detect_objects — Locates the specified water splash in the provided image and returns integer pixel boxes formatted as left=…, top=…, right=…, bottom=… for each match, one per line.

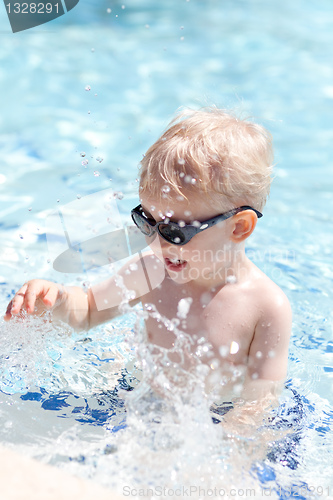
left=0, top=288, right=332, bottom=496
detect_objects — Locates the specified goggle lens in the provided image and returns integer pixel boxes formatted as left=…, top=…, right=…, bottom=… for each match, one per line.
left=132, top=212, right=153, bottom=236
left=158, top=224, right=186, bottom=244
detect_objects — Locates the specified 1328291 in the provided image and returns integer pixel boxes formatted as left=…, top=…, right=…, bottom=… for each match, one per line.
left=6, top=3, right=59, bottom=14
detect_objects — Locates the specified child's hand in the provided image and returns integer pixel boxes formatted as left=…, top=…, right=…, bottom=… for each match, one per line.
left=4, top=280, right=65, bottom=321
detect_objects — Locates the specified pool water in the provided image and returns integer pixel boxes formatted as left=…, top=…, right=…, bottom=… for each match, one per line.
left=1, top=0, right=333, bottom=497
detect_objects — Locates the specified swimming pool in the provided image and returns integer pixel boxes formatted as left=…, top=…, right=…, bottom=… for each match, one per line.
left=0, top=0, right=333, bottom=497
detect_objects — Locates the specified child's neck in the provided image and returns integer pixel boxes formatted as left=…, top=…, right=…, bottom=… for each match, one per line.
left=187, top=244, right=250, bottom=290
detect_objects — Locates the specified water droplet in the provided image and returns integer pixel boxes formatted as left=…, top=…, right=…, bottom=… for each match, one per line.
left=255, top=350, right=262, bottom=358
left=80, top=152, right=86, bottom=157
left=178, top=220, right=185, bottom=227
left=91, top=48, right=95, bottom=52
left=96, top=156, right=103, bottom=163
left=210, top=359, right=219, bottom=370
left=94, top=171, right=100, bottom=177
left=77, top=194, right=81, bottom=199
left=219, top=345, right=228, bottom=358
left=178, top=158, right=185, bottom=165
left=121, top=4, right=125, bottom=8
left=165, top=210, right=174, bottom=217
left=230, top=341, right=239, bottom=354
left=162, top=185, right=170, bottom=194
left=113, top=191, right=124, bottom=200
left=180, top=36, right=184, bottom=41
left=145, top=24, right=150, bottom=29
left=107, top=8, right=111, bottom=13
left=177, top=297, right=193, bottom=319
left=192, top=220, right=200, bottom=228
left=200, top=292, right=211, bottom=307
left=268, top=350, right=276, bottom=358
left=82, top=159, right=89, bottom=166
left=226, top=275, right=237, bottom=284
left=28, top=207, right=32, bottom=211
left=234, top=384, right=242, bottom=395
left=85, top=85, right=91, bottom=91
left=19, top=234, right=23, bottom=239
left=184, top=210, right=192, bottom=216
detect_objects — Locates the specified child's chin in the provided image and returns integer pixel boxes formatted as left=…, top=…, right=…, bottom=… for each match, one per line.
left=166, top=265, right=192, bottom=284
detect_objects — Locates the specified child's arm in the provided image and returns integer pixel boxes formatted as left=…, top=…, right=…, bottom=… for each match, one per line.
left=247, top=289, right=292, bottom=384
left=236, top=288, right=292, bottom=409
left=221, top=290, right=292, bottom=433
left=4, top=251, right=164, bottom=332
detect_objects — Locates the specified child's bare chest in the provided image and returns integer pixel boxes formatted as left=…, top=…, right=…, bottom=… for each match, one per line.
left=141, top=278, right=258, bottom=366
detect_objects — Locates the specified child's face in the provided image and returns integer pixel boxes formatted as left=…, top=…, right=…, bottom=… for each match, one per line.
left=140, top=193, right=241, bottom=287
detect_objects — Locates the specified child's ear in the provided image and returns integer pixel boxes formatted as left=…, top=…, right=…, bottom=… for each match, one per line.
left=230, top=210, right=258, bottom=242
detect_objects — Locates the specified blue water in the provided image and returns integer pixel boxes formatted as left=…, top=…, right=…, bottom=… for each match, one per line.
left=1, top=0, right=333, bottom=497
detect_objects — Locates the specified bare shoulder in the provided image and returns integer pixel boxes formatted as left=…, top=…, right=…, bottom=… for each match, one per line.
left=251, top=265, right=292, bottom=320
left=88, top=250, right=166, bottom=328
left=128, top=250, right=166, bottom=294
left=246, top=264, right=292, bottom=380
left=92, top=250, right=165, bottom=300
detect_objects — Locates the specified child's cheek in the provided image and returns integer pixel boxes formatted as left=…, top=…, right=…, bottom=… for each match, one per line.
left=145, top=235, right=163, bottom=259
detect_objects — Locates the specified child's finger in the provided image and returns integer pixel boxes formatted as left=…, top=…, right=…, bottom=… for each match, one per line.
left=3, top=283, right=28, bottom=320
left=22, top=282, right=44, bottom=313
left=8, top=285, right=29, bottom=315
left=42, top=285, right=59, bottom=308
left=4, top=299, right=14, bottom=321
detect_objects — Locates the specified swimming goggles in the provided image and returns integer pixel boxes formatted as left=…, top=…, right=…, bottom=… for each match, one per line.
left=131, top=204, right=263, bottom=245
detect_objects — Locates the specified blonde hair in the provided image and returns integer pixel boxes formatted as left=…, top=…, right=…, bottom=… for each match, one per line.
left=139, top=107, right=274, bottom=211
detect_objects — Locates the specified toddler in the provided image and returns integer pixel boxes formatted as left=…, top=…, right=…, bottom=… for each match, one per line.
left=4, top=107, right=292, bottom=411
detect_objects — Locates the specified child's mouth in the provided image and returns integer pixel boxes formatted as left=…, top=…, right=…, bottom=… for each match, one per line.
left=165, top=257, right=187, bottom=272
